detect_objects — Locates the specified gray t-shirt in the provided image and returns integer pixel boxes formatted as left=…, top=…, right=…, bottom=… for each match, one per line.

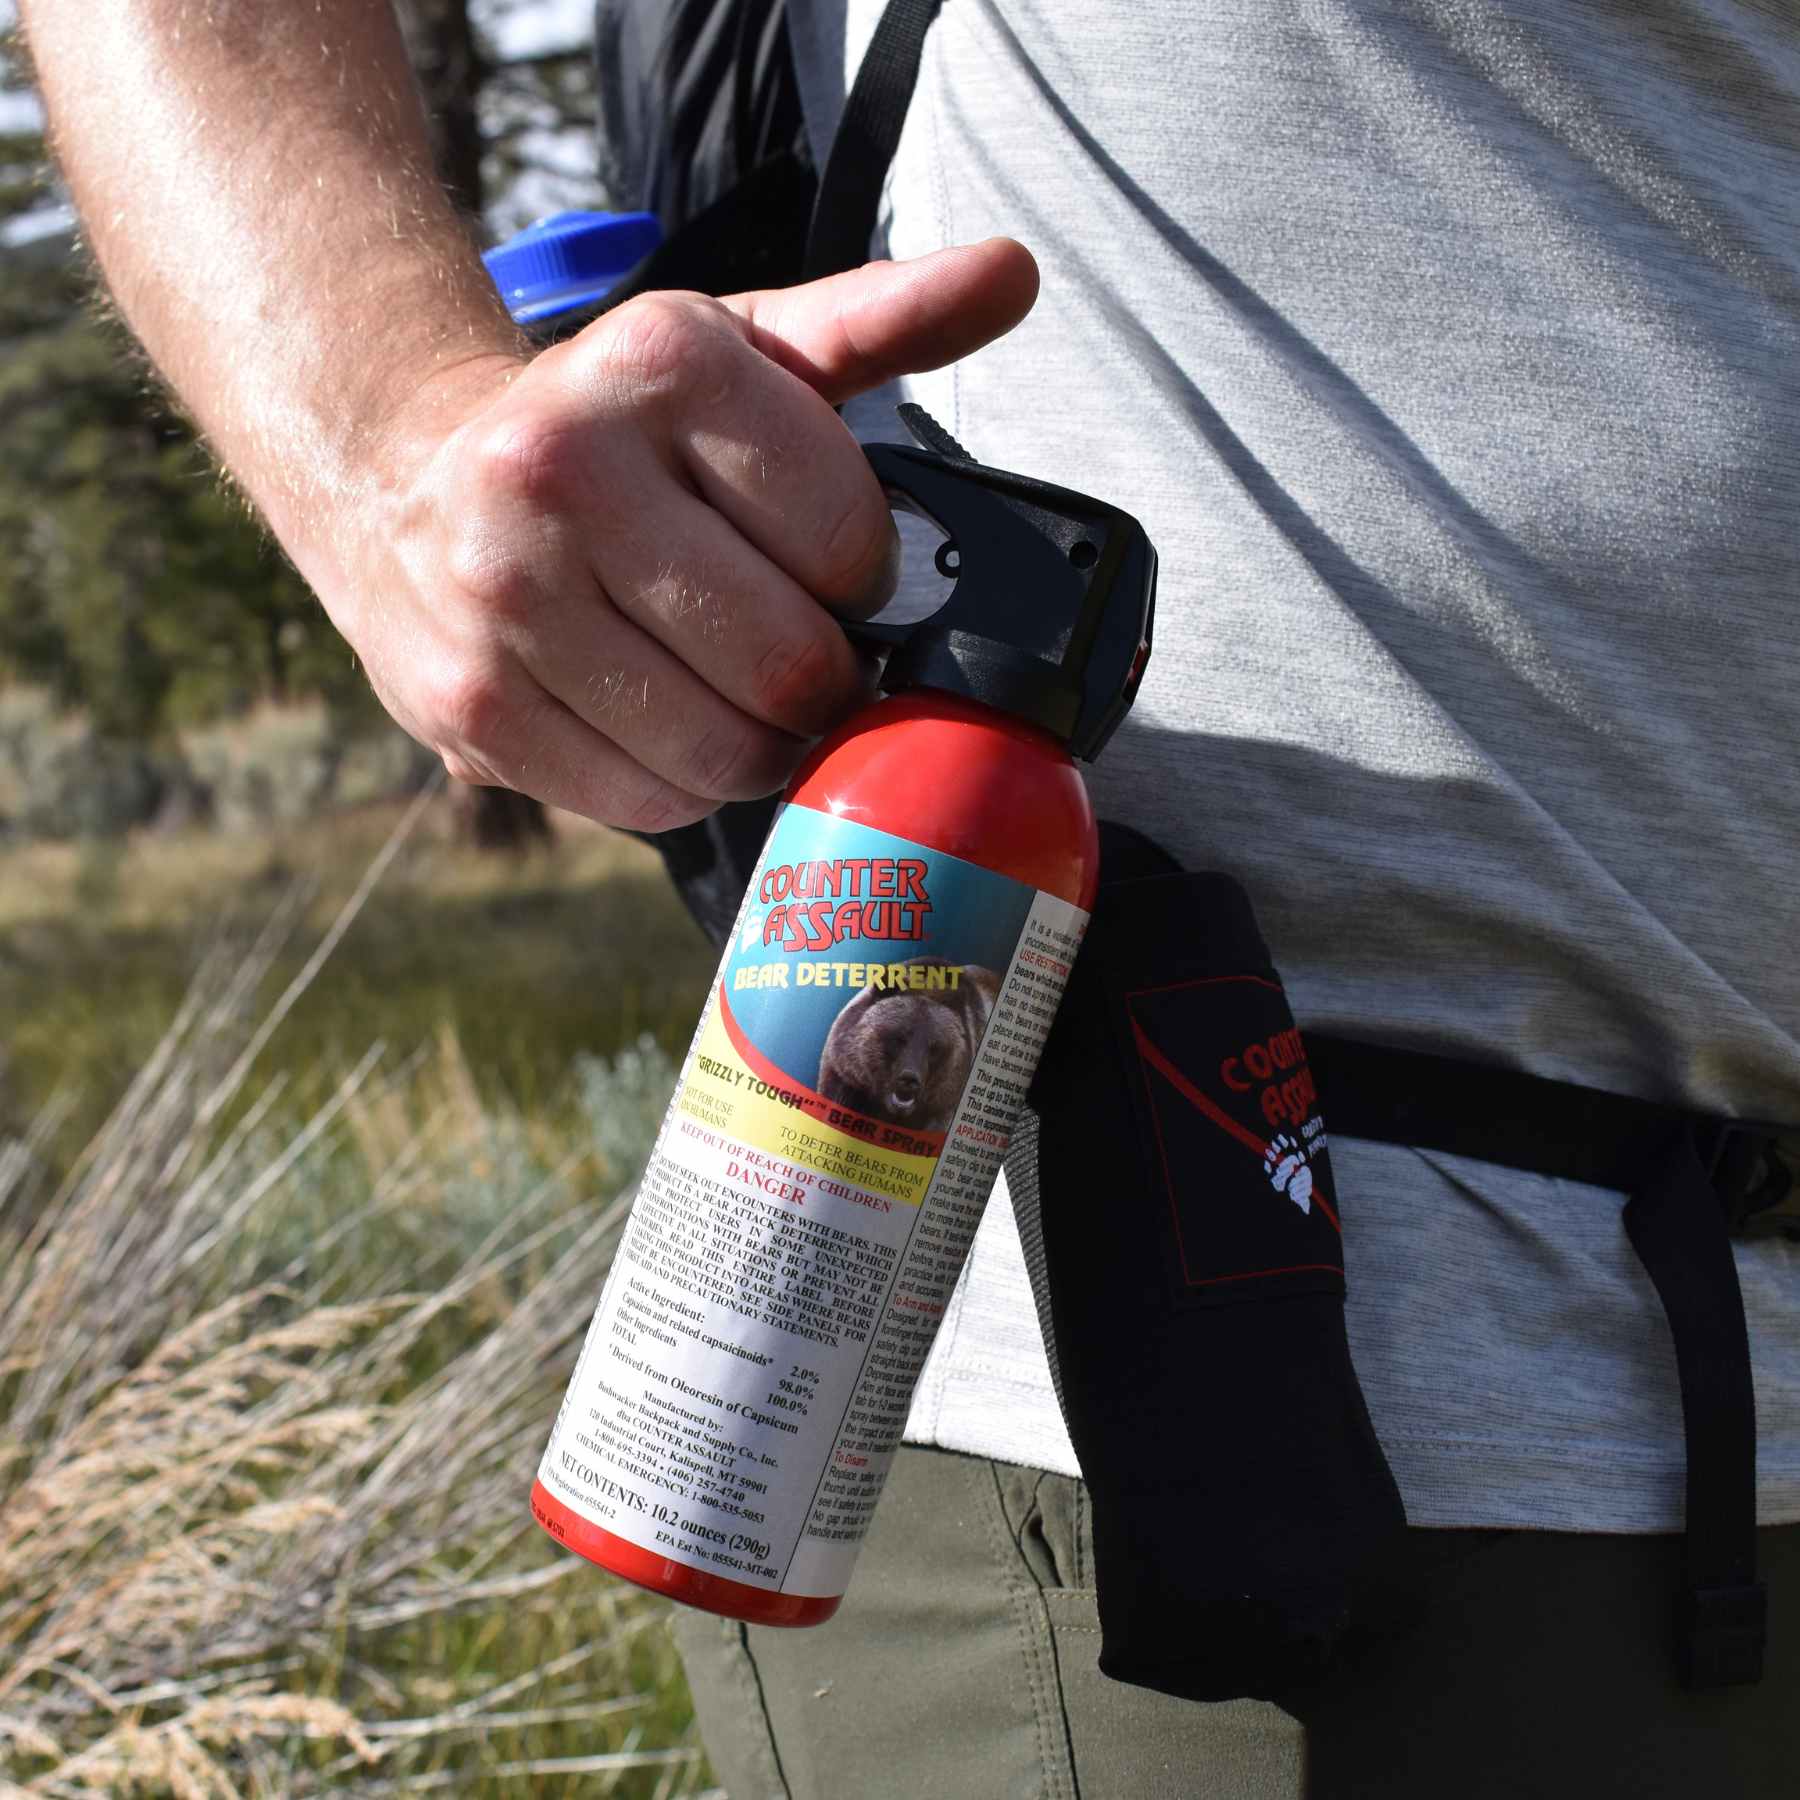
left=789, top=0, right=1800, bottom=1529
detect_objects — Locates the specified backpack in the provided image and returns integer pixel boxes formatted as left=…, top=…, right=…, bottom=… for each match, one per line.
left=590, top=0, right=817, bottom=305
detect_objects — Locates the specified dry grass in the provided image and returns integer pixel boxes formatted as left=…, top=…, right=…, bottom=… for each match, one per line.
left=0, top=785, right=715, bottom=1173
left=0, top=793, right=719, bottom=1797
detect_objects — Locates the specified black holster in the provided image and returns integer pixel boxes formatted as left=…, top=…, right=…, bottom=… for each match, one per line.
left=1013, top=822, right=1791, bottom=1698
left=1009, top=823, right=1409, bottom=1702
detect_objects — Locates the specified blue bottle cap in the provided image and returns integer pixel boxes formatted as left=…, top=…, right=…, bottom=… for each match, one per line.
left=482, top=210, right=662, bottom=325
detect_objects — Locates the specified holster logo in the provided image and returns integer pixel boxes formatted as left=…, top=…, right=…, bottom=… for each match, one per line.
left=1122, top=974, right=1344, bottom=1291
left=1220, top=1028, right=1317, bottom=1129
left=1262, top=1133, right=1315, bottom=1214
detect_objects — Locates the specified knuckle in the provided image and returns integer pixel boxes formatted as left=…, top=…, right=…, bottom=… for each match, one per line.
left=616, top=558, right=719, bottom=636
left=468, top=410, right=586, bottom=513
left=440, top=751, right=492, bottom=789
left=599, top=294, right=734, bottom=408
left=680, top=719, right=760, bottom=799
left=582, top=660, right=649, bottom=730
left=429, top=662, right=513, bottom=755
left=433, top=756, right=496, bottom=792
left=618, top=779, right=712, bottom=835
left=664, top=568, right=724, bottom=632
left=752, top=631, right=847, bottom=728
left=444, top=531, right=543, bottom=627
left=816, top=492, right=896, bottom=605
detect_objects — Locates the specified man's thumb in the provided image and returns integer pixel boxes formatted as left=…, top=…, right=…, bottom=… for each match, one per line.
left=723, top=238, right=1039, bottom=407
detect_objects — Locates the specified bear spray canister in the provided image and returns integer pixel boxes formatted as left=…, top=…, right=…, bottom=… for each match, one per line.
left=532, top=405, right=1157, bottom=1625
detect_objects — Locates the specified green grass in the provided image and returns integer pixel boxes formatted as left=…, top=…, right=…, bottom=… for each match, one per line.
left=0, top=797, right=717, bottom=1170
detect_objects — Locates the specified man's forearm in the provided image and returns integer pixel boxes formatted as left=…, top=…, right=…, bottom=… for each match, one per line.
left=19, top=0, right=523, bottom=590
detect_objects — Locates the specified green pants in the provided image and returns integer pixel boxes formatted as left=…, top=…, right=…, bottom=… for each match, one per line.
left=674, top=1445, right=1798, bottom=1798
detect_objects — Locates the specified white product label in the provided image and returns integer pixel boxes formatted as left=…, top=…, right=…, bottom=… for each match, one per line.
left=537, top=802, right=1085, bottom=1597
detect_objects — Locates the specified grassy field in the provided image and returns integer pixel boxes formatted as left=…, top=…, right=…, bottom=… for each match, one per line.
left=0, top=791, right=727, bottom=1796
left=1, top=794, right=716, bottom=1169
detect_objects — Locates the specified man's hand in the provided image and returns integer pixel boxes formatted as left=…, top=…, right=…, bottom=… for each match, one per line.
left=19, top=0, right=1036, bottom=830
left=339, top=241, right=1038, bottom=831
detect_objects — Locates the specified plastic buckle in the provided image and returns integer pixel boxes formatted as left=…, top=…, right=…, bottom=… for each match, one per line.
left=1678, top=1582, right=1767, bottom=1689
left=1698, top=1121, right=1798, bottom=1239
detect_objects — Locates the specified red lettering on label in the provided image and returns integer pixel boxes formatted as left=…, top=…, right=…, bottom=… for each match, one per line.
left=755, top=857, right=936, bottom=951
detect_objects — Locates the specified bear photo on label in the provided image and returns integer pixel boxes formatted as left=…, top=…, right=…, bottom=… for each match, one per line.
left=818, top=959, right=1002, bottom=1131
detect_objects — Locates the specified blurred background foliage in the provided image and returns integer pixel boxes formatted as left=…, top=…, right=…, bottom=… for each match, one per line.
left=0, top=24, right=357, bottom=765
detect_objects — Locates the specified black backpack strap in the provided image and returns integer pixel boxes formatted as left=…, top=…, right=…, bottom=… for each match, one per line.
left=802, top=0, right=945, bottom=281
left=593, top=0, right=811, bottom=226
left=1307, top=1032, right=1793, bottom=1687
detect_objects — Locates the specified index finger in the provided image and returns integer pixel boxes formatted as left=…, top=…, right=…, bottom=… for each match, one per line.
left=673, top=332, right=902, bottom=622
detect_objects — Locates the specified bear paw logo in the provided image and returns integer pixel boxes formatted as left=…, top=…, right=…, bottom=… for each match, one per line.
left=1263, top=1133, right=1313, bottom=1214
left=739, top=909, right=767, bottom=953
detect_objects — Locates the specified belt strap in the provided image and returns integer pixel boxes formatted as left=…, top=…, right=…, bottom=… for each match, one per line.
left=1307, top=1034, right=1793, bottom=1688
left=1623, top=1130, right=1767, bottom=1687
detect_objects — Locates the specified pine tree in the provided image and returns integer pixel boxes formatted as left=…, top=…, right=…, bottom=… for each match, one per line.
left=0, top=22, right=365, bottom=785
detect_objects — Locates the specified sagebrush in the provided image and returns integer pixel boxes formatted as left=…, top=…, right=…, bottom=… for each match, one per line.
left=0, top=795, right=715, bottom=1797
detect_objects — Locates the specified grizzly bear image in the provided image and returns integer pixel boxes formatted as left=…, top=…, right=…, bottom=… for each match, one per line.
left=816, top=959, right=1002, bottom=1132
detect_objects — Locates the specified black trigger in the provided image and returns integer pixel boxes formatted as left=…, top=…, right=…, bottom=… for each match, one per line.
left=897, top=401, right=975, bottom=461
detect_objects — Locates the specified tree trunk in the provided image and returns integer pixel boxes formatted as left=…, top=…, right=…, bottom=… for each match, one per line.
left=453, top=782, right=556, bottom=852
left=394, top=0, right=488, bottom=223
left=397, top=0, right=553, bottom=853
